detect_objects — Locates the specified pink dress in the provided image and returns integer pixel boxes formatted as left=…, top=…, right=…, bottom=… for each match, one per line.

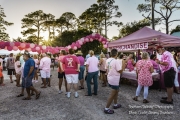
left=136, top=60, right=153, bottom=86
left=127, top=59, right=134, bottom=71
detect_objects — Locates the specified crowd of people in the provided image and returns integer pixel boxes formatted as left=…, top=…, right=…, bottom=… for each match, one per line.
left=0, top=45, right=179, bottom=114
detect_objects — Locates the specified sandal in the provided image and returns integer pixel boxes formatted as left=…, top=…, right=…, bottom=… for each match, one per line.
left=36, top=91, right=41, bottom=99
left=133, top=96, right=138, bottom=101
left=113, top=104, right=121, bottom=109
left=143, top=99, right=149, bottom=103
left=104, top=109, right=114, bottom=114
left=102, top=84, right=107, bottom=87
left=17, top=94, right=24, bottom=97
left=22, top=97, right=31, bottom=100
left=10, top=81, right=13, bottom=83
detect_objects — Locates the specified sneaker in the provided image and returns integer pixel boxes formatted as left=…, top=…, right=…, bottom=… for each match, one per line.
left=74, top=92, right=79, bottom=98
left=104, top=109, right=114, bottom=114
left=66, top=92, right=71, bottom=98
left=59, top=90, right=62, bottom=94
left=32, top=80, right=35, bottom=83
left=35, top=80, right=38, bottom=83
left=113, top=104, right=121, bottom=109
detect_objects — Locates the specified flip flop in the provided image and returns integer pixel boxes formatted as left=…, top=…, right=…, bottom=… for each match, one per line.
left=22, top=97, right=31, bottom=100
left=31, top=93, right=35, bottom=96
left=36, top=91, right=41, bottom=99
left=17, top=94, right=24, bottom=97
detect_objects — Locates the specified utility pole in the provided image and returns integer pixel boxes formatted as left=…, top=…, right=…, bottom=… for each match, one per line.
left=151, top=0, right=155, bottom=30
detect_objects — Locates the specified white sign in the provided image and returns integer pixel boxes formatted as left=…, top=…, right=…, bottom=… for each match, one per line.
left=110, top=42, right=148, bottom=51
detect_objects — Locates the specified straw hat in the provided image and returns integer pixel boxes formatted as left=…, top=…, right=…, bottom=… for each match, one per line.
left=76, top=50, right=83, bottom=55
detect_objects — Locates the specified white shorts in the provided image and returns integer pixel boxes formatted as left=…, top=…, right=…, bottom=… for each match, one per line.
left=41, top=70, right=50, bottom=78
left=65, top=74, right=78, bottom=84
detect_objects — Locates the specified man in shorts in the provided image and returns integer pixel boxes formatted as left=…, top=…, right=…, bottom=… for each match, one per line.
left=60, top=49, right=80, bottom=98
left=104, top=49, right=122, bottom=114
left=58, top=50, right=67, bottom=94
left=157, top=46, right=176, bottom=104
left=6, top=53, right=15, bottom=83
left=21, top=51, right=41, bottom=100
left=39, top=53, right=51, bottom=88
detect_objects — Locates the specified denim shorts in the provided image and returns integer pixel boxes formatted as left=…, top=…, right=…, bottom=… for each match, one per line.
left=79, top=66, right=85, bottom=80
left=22, top=76, right=33, bottom=88
left=109, top=84, right=119, bottom=90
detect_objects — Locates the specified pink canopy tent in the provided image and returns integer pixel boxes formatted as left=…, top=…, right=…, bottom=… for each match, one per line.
left=108, top=27, right=180, bottom=50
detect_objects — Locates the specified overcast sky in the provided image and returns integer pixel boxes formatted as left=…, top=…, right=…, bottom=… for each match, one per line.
left=0, top=0, right=179, bottom=40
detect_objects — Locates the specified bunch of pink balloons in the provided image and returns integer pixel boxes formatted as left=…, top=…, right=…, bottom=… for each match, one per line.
left=0, top=33, right=108, bottom=54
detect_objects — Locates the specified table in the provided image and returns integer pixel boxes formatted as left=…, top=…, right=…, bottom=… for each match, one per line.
left=121, top=70, right=160, bottom=81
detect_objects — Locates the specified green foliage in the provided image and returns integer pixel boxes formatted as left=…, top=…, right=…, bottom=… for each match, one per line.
left=79, top=0, right=122, bottom=37
left=137, top=0, right=180, bottom=34
left=0, top=5, right=13, bottom=40
left=170, top=25, right=180, bottom=34
left=21, top=10, right=47, bottom=44
left=120, top=19, right=151, bottom=37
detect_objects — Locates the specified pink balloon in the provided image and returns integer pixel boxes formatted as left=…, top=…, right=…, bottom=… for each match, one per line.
left=85, top=38, right=89, bottom=42
left=26, top=43, right=30, bottom=48
left=10, top=42, right=14, bottom=47
left=30, top=43, right=35, bottom=48
left=90, top=38, right=93, bottom=42
left=7, top=46, right=13, bottom=51
left=42, top=46, right=46, bottom=50
left=73, top=46, right=77, bottom=50
left=14, top=42, right=21, bottom=46
left=31, top=48, right=36, bottom=52
left=13, top=46, right=18, bottom=51
left=26, top=48, right=31, bottom=52
left=35, top=46, right=40, bottom=51
left=103, top=44, right=107, bottom=48
left=4, top=42, right=10, bottom=46
left=20, top=43, right=26, bottom=48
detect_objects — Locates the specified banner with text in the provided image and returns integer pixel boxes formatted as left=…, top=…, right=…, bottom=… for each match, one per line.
left=110, top=42, right=148, bottom=51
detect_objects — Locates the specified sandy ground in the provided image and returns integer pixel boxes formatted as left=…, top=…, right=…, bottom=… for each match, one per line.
left=0, top=68, right=180, bottom=120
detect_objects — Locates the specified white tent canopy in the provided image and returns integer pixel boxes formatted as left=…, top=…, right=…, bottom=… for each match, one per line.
left=0, top=49, right=38, bottom=55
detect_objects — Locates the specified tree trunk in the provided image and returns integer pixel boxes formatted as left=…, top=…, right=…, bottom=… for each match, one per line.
left=166, top=20, right=169, bottom=34
left=37, top=26, right=40, bottom=45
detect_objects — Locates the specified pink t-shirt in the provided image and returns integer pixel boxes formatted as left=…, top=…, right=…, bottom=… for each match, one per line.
left=160, top=51, right=173, bottom=73
left=62, top=55, right=80, bottom=74
left=15, top=61, right=21, bottom=74
left=106, top=58, right=122, bottom=86
left=150, top=60, right=159, bottom=70
left=86, top=56, right=99, bottom=72
left=39, top=57, right=51, bottom=72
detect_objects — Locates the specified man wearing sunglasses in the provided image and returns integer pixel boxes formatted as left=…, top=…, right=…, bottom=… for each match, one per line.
left=156, top=46, right=176, bottom=104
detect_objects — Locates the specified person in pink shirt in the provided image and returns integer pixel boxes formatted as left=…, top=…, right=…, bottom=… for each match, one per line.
left=15, top=55, right=21, bottom=87
left=33, top=55, right=39, bottom=83
left=60, top=49, right=80, bottom=98
left=133, top=52, right=154, bottom=103
left=58, top=50, right=67, bottom=94
left=126, top=54, right=135, bottom=72
left=86, top=50, right=99, bottom=96
left=39, top=53, right=51, bottom=88
left=150, top=54, right=160, bottom=72
left=156, top=46, right=176, bottom=104
left=104, top=49, right=122, bottom=114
